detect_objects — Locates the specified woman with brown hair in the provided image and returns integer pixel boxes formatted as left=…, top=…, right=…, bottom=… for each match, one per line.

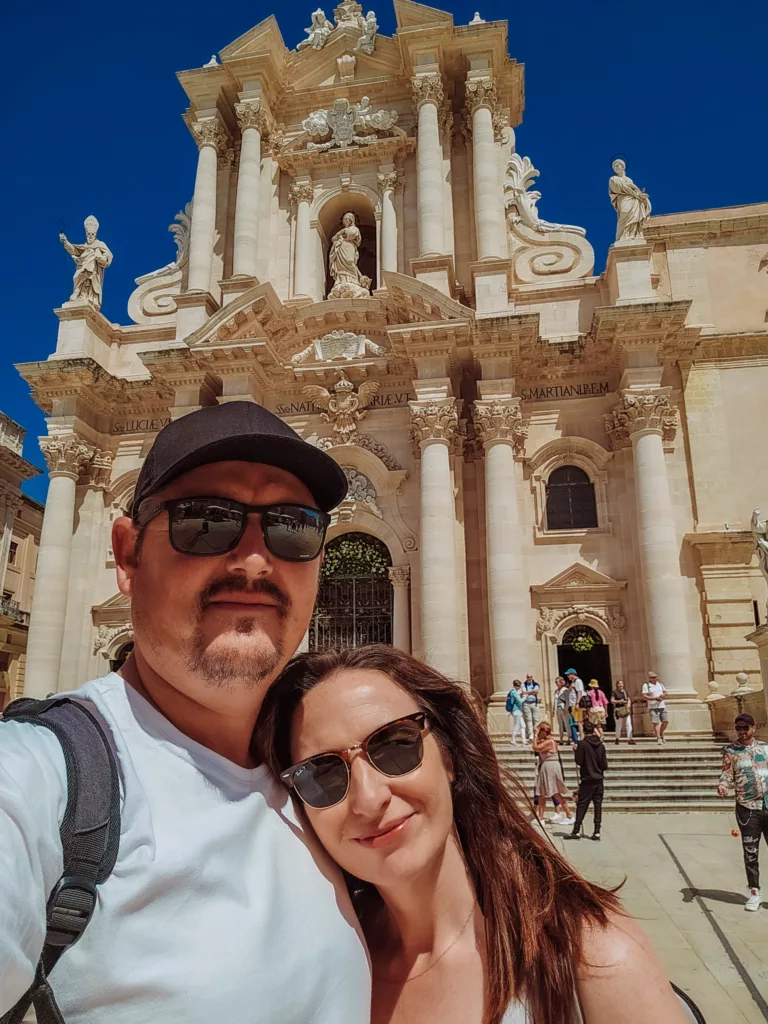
left=532, top=720, right=575, bottom=826
left=257, top=645, right=693, bottom=1024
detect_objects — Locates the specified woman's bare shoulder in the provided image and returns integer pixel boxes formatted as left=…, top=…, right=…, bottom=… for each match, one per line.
left=576, top=912, right=690, bottom=1023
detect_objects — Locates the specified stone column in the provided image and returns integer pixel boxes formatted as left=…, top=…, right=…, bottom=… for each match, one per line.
left=25, top=437, right=95, bottom=698
left=188, top=114, right=228, bottom=292
left=606, top=389, right=700, bottom=716
left=411, top=74, right=446, bottom=257
left=466, top=77, right=506, bottom=261
left=233, top=100, right=271, bottom=279
left=388, top=565, right=411, bottom=652
left=474, top=398, right=529, bottom=695
left=409, top=399, right=461, bottom=678
left=290, top=181, right=315, bottom=299
left=378, top=170, right=398, bottom=275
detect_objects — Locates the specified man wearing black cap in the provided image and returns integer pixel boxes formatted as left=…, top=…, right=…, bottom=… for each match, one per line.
left=0, top=404, right=371, bottom=1022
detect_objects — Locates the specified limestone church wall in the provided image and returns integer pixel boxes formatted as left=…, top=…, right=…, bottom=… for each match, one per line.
left=14, top=0, right=768, bottom=735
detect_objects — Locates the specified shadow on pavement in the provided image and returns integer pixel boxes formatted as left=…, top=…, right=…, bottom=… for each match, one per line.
left=680, top=887, right=767, bottom=909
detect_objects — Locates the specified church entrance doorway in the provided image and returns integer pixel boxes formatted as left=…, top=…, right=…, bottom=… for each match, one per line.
left=309, top=532, right=393, bottom=650
left=557, top=625, right=614, bottom=732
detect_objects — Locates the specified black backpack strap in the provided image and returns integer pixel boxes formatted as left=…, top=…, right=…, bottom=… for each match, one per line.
left=0, top=697, right=121, bottom=1024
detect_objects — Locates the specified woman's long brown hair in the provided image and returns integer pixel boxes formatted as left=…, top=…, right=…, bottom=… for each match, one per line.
left=257, top=645, right=622, bottom=1024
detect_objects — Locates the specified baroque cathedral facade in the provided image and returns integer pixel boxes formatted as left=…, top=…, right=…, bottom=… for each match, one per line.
left=17, top=0, right=768, bottom=733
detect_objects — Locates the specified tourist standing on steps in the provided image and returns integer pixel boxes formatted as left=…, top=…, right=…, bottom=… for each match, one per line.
left=554, top=676, right=571, bottom=742
left=586, top=680, right=608, bottom=735
left=566, top=722, right=608, bottom=842
left=717, top=713, right=768, bottom=912
left=565, top=668, right=585, bottom=740
left=506, top=679, right=526, bottom=745
left=532, top=722, right=575, bottom=826
left=611, top=679, right=635, bottom=745
left=522, top=673, right=541, bottom=736
left=642, top=671, right=668, bottom=745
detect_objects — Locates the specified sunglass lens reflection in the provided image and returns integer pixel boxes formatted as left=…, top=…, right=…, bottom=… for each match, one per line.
left=368, top=722, right=424, bottom=776
left=171, top=501, right=243, bottom=554
left=264, top=506, right=325, bottom=560
left=293, top=754, right=349, bottom=808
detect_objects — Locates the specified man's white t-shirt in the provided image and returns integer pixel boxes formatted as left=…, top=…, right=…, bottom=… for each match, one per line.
left=0, top=674, right=371, bottom=1023
left=642, top=680, right=666, bottom=709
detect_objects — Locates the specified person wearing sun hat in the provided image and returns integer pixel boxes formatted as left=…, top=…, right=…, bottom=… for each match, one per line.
left=587, top=679, right=609, bottom=735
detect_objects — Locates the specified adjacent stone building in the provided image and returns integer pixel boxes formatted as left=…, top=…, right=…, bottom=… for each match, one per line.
left=16, top=0, right=768, bottom=734
left=0, top=413, right=43, bottom=709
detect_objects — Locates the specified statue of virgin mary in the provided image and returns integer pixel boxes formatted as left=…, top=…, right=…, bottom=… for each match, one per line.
left=328, top=212, right=372, bottom=298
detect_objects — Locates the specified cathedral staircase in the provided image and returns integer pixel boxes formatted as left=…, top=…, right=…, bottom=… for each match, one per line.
left=491, top=734, right=729, bottom=812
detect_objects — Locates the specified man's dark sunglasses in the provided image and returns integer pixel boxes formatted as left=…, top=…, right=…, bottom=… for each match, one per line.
left=135, top=496, right=330, bottom=562
left=281, top=712, right=430, bottom=809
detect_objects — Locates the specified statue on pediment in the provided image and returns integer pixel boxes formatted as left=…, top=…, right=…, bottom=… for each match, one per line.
left=328, top=212, right=372, bottom=298
left=355, top=11, right=378, bottom=54
left=609, top=159, right=651, bottom=241
left=291, top=330, right=385, bottom=365
left=59, top=215, right=113, bottom=310
left=302, top=97, right=400, bottom=151
left=334, top=0, right=364, bottom=28
left=298, top=9, right=334, bottom=50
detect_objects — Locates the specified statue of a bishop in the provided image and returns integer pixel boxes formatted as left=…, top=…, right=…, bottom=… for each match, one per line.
left=60, top=215, right=113, bottom=309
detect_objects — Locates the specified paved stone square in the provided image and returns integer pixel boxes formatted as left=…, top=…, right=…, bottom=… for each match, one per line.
left=548, top=812, right=768, bottom=1023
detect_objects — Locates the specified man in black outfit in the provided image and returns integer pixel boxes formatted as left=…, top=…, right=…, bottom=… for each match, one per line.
left=565, top=721, right=607, bottom=841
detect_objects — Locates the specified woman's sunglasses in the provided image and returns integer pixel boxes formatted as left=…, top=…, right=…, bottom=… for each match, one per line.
left=134, top=496, right=330, bottom=561
left=281, top=712, right=430, bottom=809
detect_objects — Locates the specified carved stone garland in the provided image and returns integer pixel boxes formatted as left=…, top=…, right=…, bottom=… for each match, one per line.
left=536, top=603, right=627, bottom=640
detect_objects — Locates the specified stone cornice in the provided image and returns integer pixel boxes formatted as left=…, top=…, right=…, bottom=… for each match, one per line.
left=16, top=357, right=173, bottom=418
left=0, top=447, right=41, bottom=484
left=588, top=301, right=699, bottom=365
left=644, top=203, right=768, bottom=245
left=277, top=135, right=413, bottom=177
left=684, top=530, right=755, bottom=566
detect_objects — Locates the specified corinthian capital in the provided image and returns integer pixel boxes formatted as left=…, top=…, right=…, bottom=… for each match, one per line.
left=465, top=77, right=499, bottom=116
left=411, top=73, right=444, bottom=111
left=408, top=400, right=460, bottom=457
left=40, top=437, right=96, bottom=478
left=90, top=450, right=114, bottom=489
left=190, top=115, right=228, bottom=153
left=235, top=98, right=274, bottom=136
left=377, top=170, right=399, bottom=193
left=387, top=565, right=411, bottom=587
left=604, top=388, right=678, bottom=450
left=473, top=399, right=528, bottom=456
left=289, top=181, right=315, bottom=206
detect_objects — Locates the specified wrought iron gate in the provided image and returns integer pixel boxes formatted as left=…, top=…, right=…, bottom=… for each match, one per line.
left=309, top=575, right=393, bottom=649
left=308, top=532, right=393, bottom=650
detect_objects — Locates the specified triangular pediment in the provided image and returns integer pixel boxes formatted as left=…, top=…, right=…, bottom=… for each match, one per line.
left=531, top=563, right=626, bottom=595
left=288, top=34, right=403, bottom=92
left=92, top=593, right=131, bottom=613
left=219, top=16, right=289, bottom=62
left=394, top=0, right=453, bottom=28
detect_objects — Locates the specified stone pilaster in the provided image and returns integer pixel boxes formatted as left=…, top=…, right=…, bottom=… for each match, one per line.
left=388, top=564, right=411, bottom=653
left=290, top=180, right=315, bottom=299
left=409, top=398, right=461, bottom=678
left=606, top=389, right=706, bottom=728
left=474, top=398, right=530, bottom=698
left=25, top=437, right=96, bottom=697
left=187, top=114, right=228, bottom=293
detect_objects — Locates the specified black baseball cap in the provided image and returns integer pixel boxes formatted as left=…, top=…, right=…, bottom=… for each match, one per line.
left=130, top=401, right=347, bottom=516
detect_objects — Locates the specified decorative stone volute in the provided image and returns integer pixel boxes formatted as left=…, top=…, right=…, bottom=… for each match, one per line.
left=190, top=115, right=228, bottom=153
left=408, top=400, right=460, bottom=457
left=604, top=387, right=678, bottom=450
left=411, top=73, right=444, bottom=110
left=473, top=399, right=528, bottom=456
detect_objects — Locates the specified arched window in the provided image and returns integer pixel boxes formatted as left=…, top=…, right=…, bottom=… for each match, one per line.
left=545, top=465, right=598, bottom=531
left=311, top=533, right=393, bottom=649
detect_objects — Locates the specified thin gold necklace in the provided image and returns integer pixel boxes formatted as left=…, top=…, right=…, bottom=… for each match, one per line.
left=386, top=904, right=477, bottom=984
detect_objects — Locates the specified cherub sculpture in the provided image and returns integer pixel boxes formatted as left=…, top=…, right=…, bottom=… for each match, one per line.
left=302, top=371, right=380, bottom=445
left=298, top=9, right=333, bottom=50
left=355, top=11, right=378, bottom=54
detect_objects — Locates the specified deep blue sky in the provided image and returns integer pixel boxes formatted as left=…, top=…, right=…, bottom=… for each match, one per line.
left=2, top=0, right=766, bottom=503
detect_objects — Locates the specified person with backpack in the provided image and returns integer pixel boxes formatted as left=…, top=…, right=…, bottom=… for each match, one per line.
left=506, top=678, right=526, bottom=745
left=0, top=403, right=370, bottom=1023
left=565, top=721, right=608, bottom=842
left=521, top=673, right=541, bottom=736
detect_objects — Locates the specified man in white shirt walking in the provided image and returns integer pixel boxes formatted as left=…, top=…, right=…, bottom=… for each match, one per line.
left=642, top=670, right=669, bottom=745
left=0, top=403, right=371, bottom=1023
